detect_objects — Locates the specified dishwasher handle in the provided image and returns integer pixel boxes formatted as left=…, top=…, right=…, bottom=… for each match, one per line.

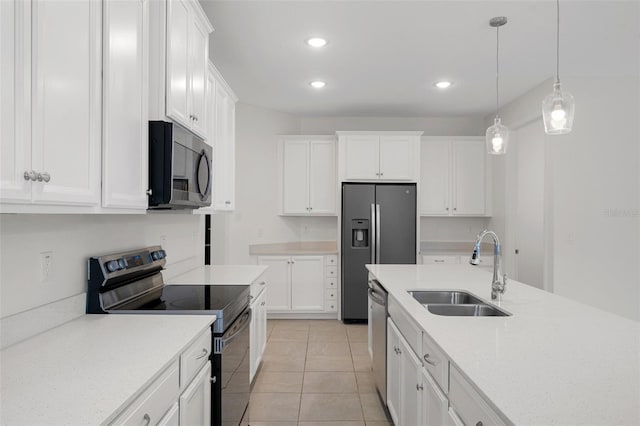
left=368, top=288, right=386, bottom=306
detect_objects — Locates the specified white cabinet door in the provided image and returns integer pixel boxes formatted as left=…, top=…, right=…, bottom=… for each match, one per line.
left=258, top=289, right=267, bottom=364
left=213, top=82, right=235, bottom=211
left=308, top=140, right=336, bottom=214
left=452, top=141, right=486, bottom=216
left=157, top=403, right=179, bottom=426
left=379, top=135, right=413, bottom=180
left=102, top=0, right=148, bottom=210
left=282, top=140, right=309, bottom=214
left=188, top=14, right=208, bottom=138
left=386, top=319, right=401, bottom=426
left=421, top=368, right=448, bottom=426
left=290, top=256, right=324, bottom=311
left=179, top=362, right=211, bottom=426
left=205, top=62, right=216, bottom=147
left=166, top=0, right=190, bottom=128
left=258, top=257, right=291, bottom=311
left=0, top=0, right=31, bottom=203
left=399, top=330, right=422, bottom=426
left=249, top=293, right=260, bottom=382
left=420, top=140, right=450, bottom=215
left=31, top=0, right=101, bottom=206
left=344, top=135, right=379, bottom=180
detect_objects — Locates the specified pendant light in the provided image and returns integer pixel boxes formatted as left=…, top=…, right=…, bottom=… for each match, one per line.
left=542, top=0, right=575, bottom=134
left=486, top=16, right=509, bottom=155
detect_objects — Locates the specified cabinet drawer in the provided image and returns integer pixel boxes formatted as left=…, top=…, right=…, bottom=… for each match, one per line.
left=422, top=255, right=459, bottom=265
left=325, top=266, right=338, bottom=278
left=180, top=329, right=212, bottom=388
left=324, top=255, right=338, bottom=266
left=113, top=360, right=179, bottom=426
left=251, top=276, right=267, bottom=297
left=325, top=277, right=337, bottom=288
left=388, top=298, right=422, bottom=355
left=325, top=301, right=338, bottom=312
left=325, top=288, right=337, bottom=300
left=449, top=365, right=506, bottom=426
left=422, top=332, right=448, bottom=393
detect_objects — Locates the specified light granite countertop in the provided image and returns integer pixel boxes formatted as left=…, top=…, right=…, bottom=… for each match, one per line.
left=0, top=314, right=214, bottom=425
left=249, top=241, right=338, bottom=255
left=366, top=264, right=640, bottom=425
left=166, top=265, right=268, bottom=286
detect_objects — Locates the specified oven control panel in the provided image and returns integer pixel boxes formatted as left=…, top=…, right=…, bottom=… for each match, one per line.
left=95, top=247, right=167, bottom=275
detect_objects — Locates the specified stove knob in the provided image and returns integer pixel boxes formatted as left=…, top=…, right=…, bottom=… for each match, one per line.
left=151, top=251, right=160, bottom=260
left=159, top=250, right=166, bottom=259
left=106, top=260, right=119, bottom=272
left=118, top=259, right=126, bottom=269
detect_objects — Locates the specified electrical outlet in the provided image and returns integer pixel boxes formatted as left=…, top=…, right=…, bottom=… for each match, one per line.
left=40, top=251, right=53, bottom=282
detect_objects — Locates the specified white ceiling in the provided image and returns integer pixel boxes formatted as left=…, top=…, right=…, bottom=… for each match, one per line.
left=201, top=1, right=639, bottom=117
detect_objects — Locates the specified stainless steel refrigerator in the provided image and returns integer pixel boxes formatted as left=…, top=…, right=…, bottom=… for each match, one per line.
left=341, top=183, right=416, bottom=321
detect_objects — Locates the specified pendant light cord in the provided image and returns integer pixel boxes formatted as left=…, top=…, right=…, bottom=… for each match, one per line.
left=556, top=0, right=560, bottom=83
left=495, top=25, right=500, bottom=117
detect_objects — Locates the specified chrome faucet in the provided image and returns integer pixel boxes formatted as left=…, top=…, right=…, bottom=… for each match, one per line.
left=470, top=229, right=508, bottom=300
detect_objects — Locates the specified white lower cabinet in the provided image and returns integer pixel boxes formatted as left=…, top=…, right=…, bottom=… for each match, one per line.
left=449, top=365, right=506, bottom=426
left=257, top=255, right=337, bottom=315
left=250, top=286, right=267, bottom=383
left=112, top=328, right=212, bottom=426
left=421, top=368, right=448, bottom=426
left=179, top=362, right=212, bottom=426
left=387, top=318, right=421, bottom=426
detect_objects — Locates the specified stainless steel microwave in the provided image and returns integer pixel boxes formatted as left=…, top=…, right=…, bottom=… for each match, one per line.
left=148, top=121, right=212, bottom=209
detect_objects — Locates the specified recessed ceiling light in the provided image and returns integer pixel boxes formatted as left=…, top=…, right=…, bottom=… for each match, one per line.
left=309, top=80, right=327, bottom=89
left=434, top=81, right=453, bottom=89
left=306, top=37, right=327, bottom=48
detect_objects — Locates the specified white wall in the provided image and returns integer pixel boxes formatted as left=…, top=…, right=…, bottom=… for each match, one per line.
left=0, top=213, right=204, bottom=345
left=490, top=76, right=640, bottom=321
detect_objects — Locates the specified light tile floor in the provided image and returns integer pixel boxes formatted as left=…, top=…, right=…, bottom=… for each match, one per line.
left=249, top=319, right=392, bottom=426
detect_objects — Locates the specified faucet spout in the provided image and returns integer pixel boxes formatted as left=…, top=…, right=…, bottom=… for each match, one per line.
left=470, top=229, right=508, bottom=300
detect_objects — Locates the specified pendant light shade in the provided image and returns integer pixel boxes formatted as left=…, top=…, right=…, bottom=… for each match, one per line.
left=486, top=116, right=509, bottom=155
left=542, top=0, right=575, bottom=134
left=542, top=82, right=575, bottom=134
left=486, top=16, right=509, bottom=155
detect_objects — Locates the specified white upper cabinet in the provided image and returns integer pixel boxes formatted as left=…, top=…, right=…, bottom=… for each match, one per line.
left=102, top=0, right=148, bottom=210
left=150, top=0, right=212, bottom=139
left=452, top=140, right=486, bottom=216
left=0, top=0, right=30, bottom=203
left=420, top=140, right=450, bottom=215
left=338, top=132, right=422, bottom=182
left=1, top=0, right=102, bottom=209
left=211, top=69, right=237, bottom=211
left=279, top=136, right=336, bottom=216
left=420, top=137, right=490, bottom=217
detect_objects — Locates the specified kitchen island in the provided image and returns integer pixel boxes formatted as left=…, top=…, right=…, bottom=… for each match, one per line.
left=366, top=264, right=640, bottom=425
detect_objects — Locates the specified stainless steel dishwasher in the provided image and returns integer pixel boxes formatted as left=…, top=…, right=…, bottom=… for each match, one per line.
left=368, top=278, right=388, bottom=402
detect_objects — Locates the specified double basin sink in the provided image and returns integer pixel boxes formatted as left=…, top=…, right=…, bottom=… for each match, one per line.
left=409, top=290, right=511, bottom=317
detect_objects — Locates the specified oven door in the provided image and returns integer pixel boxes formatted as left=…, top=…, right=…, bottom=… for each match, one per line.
left=216, top=307, right=251, bottom=426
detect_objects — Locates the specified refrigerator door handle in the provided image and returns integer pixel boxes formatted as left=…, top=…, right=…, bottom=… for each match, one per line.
left=375, top=204, right=381, bottom=264
left=370, top=203, right=376, bottom=264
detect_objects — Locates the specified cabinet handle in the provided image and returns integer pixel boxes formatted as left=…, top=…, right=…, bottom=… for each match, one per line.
left=380, top=172, right=384, bottom=177
left=37, top=172, right=51, bottom=183
left=194, top=115, right=198, bottom=121
left=309, top=207, right=313, bottom=211
left=142, top=414, right=151, bottom=426
left=195, top=348, right=209, bottom=359
left=24, top=170, right=37, bottom=181
left=476, top=422, right=483, bottom=426
left=189, top=114, right=194, bottom=120
left=454, top=207, right=457, bottom=211
left=423, top=353, right=436, bottom=366
left=250, top=295, right=254, bottom=300
left=434, top=260, right=444, bottom=263
left=259, top=281, right=266, bottom=286
left=446, top=207, right=450, bottom=211
left=225, top=200, right=231, bottom=205
left=416, top=383, right=424, bottom=391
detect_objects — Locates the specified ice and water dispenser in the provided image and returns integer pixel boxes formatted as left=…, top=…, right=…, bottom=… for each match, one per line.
left=351, top=219, right=369, bottom=248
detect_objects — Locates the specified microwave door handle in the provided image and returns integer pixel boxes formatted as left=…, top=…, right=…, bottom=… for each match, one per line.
left=196, top=150, right=211, bottom=200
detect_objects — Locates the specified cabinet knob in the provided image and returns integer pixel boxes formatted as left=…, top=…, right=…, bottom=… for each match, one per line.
left=476, top=422, right=483, bottom=426
left=446, top=207, right=449, bottom=211
left=423, top=353, right=436, bottom=366
left=454, top=207, right=457, bottom=211
left=416, top=383, right=424, bottom=391
left=24, top=170, right=37, bottom=181
left=37, top=172, right=51, bottom=183
left=142, top=414, right=151, bottom=426
left=380, top=172, right=384, bottom=177
left=225, top=200, right=231, bottom=205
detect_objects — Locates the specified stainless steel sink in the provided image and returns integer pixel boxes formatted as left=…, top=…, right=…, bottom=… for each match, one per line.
left=426, top=304, right=510, bottom=317
left=408, top=290, right=484, bottom=305
left=408, top=290, right=512, bottom=317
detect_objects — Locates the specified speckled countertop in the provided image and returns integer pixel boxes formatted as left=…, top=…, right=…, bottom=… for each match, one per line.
left=366, top=264, right=640, bottom=425
left=0, top=314, right=214, bottom=425
left=250, top=241, right=338, bottom=255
